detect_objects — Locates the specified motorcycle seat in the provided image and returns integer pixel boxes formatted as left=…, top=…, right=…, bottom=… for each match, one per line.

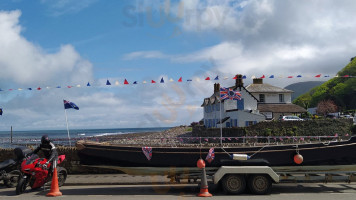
left=0, top=159, right=16, bottom=169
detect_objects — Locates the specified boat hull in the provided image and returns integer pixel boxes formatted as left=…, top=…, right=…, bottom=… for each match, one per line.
left=76, top=136, right=356, bottom=167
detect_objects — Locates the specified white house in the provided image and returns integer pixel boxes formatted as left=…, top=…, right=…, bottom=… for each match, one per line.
left=201, top=75, right=307, bottom=128
left=246, top=78, right=307, bottom=120
left=201, top=75, right=265, bottom=128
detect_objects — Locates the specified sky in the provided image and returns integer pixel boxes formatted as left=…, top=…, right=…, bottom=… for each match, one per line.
left=0, top=0, right=356, bottom=131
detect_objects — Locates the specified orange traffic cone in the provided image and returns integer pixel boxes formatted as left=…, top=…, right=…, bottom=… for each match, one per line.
left=197, top=159, right=212, bottom=197
left=46, top=167, right=62, bottom=197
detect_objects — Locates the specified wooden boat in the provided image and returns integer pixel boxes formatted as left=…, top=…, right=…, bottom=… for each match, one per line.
left=76, top=136, right=356, bottom=168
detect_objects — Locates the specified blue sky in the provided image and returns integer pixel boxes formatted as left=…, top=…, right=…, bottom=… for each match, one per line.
left=1, top=0, right=356, bottom=131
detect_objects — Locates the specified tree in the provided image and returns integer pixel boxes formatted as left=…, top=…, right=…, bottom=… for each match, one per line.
left=316, top=100, right=338, bottom=116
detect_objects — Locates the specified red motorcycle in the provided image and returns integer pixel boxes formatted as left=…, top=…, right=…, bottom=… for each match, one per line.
left=16, top=154, right=67, bottom=195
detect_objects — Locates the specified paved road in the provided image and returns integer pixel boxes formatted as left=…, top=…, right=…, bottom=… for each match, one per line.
left=1, top=174, right=356, bottom=200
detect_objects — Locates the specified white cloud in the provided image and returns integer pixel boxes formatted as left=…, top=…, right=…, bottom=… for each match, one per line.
left=0, top=10, right=93, bottom=86
left=40, top=0, right=98, bottom=16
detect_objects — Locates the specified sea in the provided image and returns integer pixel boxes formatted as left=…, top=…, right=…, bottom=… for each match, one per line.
left=0, top=127, right=171, bottom=148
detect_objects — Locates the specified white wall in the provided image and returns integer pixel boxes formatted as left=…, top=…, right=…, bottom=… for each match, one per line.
left=252, top=93, right=292, bottom=103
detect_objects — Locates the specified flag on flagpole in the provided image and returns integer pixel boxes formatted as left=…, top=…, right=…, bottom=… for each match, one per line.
left=205, top=147, right=215, bottom=163
left=220, top=87, right=242, bottom=100
left=63, top=100, right=79, bottom=110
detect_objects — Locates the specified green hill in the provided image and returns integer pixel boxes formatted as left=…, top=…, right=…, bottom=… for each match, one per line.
left=285, top=81, right=325, bottom=101
left=293, top=57, right=356, bottom=111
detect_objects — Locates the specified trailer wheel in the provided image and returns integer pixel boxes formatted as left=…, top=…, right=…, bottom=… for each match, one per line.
left=221, top=174, right=246, bottom=195
left=247, top=174, right=272, bottom=195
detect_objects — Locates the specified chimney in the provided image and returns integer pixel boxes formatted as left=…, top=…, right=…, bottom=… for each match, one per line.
left=253, top=78, right=263, bottom=84
left=214, top=83, right=220, bottom=93
left=235, top=74, right=243, bottom=88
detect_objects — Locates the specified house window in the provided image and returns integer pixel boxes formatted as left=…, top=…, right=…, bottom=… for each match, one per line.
left=259, top=94, right=265, bottom=103
left=279, top=94, right=284, bottom=103
left=237, top=98, right=244, bottom=110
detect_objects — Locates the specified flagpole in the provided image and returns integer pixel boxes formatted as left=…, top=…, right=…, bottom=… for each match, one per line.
left=220, top=99, right=223, bottom=146
left=64, top=109, right=71, bottom=147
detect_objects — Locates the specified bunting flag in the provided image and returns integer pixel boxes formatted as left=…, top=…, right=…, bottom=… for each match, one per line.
left=297, top=75, right=302, bottom=78
left=63, top=100, right=79, bottom=110
left=269, top=75, right=274, bottom=78
left=106, top=80, right=111, bottom=85
left=124, top=79, right=129, bottom=84
left=205, top=77, right=210, bottom=80
left=151, top=80, right=156, bottom=83
left=160, top=77, right=164, bottom=83
left=178, top=77, right=182, bottom=82
left=56, top=86, right=61, bottom=88
left=214, top=76, right=219, bottom=80
left=142, top=147, right=152, bottom=161
left=115, top=81, right=119, bottom=86
left=260, top=75, right=265, bottom=79
left=37, top=87, right=41, bottom=90
left=232, top=76, right=237, bottom=79
left=0, top=108, right=3, bottom=115
left=315, top=74, right=321, bottom=78
left=224, top=76, right=229, bottom=80
left=87, top=82, right=91, bottom=86
left=169, top=78, right=174, bottom=82
left=287, top=76, right=293, bottom=78
left=187, top=79, right=192, bottom=82
left=205, top=147, right=215, bottom=163
left=28, top=88, right=32, bottom=90
left=242, top=75, right=247, bottom=79
left=133, top=81, right=138, bottom=84
left=143, top=80, right=147, bottom=84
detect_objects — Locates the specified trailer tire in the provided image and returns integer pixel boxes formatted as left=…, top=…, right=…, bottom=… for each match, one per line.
left=247, top=174, right=272, bottom=195
left=221, top=174, right=246, bottom=195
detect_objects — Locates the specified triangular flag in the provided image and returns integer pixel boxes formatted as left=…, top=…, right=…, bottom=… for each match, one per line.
left=76, top=85, right=81, bottom=87
left=196, top=78, right=200, bottom=82
left=287, top=76, right=293, bottom=78
left=205, top=77, right=210, bottom=80
left=224, top=76, right=229, bottom=80
left=106, top=80, right=111, bottom=85
left=115, top=81, right=119, bottom=86
left=143, top=80, right=147, bottom=84
left=324, top=75, right=330, bottom=77
left=260, top=75, right=265, bottom=78
left=28, top=88, right=32, bottom=90
left=160, top=77, right=164, bottom=83
left=56, top=86, right=61, bottom=88
left=133, top=81, right=137, bottom=84
left=37, top=87, right=41, bottom=90
left=87, top=82, right=91, bottom=86
left=214, top=76, right=219, bottom=80
left=315, top=74, right=321, bottom=78
left=251, top=75, right=256, bottom=79
left=269, top=75, right=274, bottom=78
left=187, top=79, right=192, bottom=82
left=124, top=79, right=129, bottom=84
left=18, top=88, right=23, bottom=91
left=151, top=80, right=156, bottom=83
left=297, top=75, right=302, bottom=78
left=242, top=75, right=247, bottom=79
left=178, top=77, right=182, bottom=82
left=67, top=86, right=72, bottom=88
left=343, top=75, right=349, bottom=77
left=169, top=78, right=174, bottom=82
left=232, top=75, right=237, bottom=79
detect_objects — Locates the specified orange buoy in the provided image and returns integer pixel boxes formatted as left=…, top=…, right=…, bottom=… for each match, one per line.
left=294, top=153, right=303, bottom=164
left=197, top=159, right=205, bottom=169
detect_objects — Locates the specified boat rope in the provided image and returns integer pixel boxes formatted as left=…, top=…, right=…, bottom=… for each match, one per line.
left=249, top=144, right=270, bottom=158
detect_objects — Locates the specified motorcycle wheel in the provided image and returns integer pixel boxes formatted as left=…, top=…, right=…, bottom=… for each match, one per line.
left=57, top=167, right=67, bottom=187
left=16, top=176, right=28, bottom=195
left=4, top=170, right=21, bottom=188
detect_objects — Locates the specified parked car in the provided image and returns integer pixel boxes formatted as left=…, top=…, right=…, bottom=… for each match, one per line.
left=279, top=115, right=304, bottom=121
